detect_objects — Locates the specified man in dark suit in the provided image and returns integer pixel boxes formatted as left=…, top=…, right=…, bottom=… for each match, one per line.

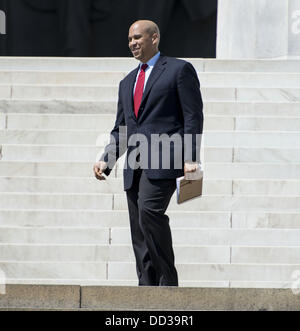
left=93, top=20, right=203, bottom=286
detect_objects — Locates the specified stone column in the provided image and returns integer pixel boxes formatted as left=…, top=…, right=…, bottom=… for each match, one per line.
left=217, top=0, right=300, bottom=59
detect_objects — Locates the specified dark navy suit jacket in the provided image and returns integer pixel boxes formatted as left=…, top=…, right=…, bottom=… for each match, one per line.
left=100, top=55, right=204, bottom=191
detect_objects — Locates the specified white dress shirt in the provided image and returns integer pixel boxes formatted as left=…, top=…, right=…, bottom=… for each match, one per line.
left=133, top=51, right=161, bottom=94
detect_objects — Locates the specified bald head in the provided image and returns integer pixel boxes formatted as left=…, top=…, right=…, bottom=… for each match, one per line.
left=132, top=20, right=160, bottom=39
left=128, top=20, right=160, bottom=63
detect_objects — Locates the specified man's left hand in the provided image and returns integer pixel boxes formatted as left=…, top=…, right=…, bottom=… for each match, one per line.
left=184, top=162, right=197, bottom=175
left=184, top=162, right=203, bottom=180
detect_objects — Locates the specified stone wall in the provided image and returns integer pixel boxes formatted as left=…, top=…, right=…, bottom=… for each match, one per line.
left=217, top=0, right=300, bottom=59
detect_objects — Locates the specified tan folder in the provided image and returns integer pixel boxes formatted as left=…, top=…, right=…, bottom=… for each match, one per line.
left=176, top=174, right=203, bottom=204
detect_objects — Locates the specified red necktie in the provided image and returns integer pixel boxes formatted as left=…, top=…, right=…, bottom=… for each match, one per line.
left=134, top=63, right=148, bottom=118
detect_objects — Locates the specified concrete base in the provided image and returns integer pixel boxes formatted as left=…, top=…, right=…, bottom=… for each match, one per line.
left=0, top=285, right=79, bottom=309
left=0, top=285, right=300, bottom=311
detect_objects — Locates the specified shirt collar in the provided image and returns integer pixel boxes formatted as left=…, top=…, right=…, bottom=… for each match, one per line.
left=140, top=51, right=161, bottom=70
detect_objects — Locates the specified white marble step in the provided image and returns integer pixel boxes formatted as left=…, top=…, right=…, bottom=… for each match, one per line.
left=1, top=244, right=300, bottom=265
left=1, top=161, right=300, bottom=179
left=4, top=113, right=300, bottom=131
left=0, top=161, right=100, bottom=178
left=3, top=145, right=300, bottom=163
left=1, top=261, right=298, bottom=282
left=110, top=227, right=300, bottom=246
left=1, top=176, right=300, bottom=196
left=117, top=145, right=300, bottom=164
left=200, top=73, right=300, bottom=88
left=0, top=226, right=110, bottom=244
left=0, top=210, right=231, bottom=228
left=1, top=100, right=300, bottom=117
left=0, top=86, right=9, bottom=99
left=2, top=226, right=300, bottom=246
left=232, top=212, right=300, bottom=229
left=0, top=100, right=118, bottom=114
left=0, top=244, right=230, bottom=264
left=0, top=210, right=300, bottom=229
left=114, top=193, right=300, bottom=212
left=231, top=247, right=300, bottom=264
left=0, top=176, right=232, bottom=195
left=0, top=192, right=300, bottom=212
left=1, top=85, right=300, bottom=102
left=0, top=144, right=103, bottom=162
left=2, top=130, right=300, bottom=148
left=0, top=85, right=118, bottom=101
left=1, top=57, right=300, bottom=72
left=204, top=132, right=300, bottom=148
left=115, top=161, right=300, bottom=179
left=1, top=71, right=300, bottom=88
left=5, top=113, right=115, bottom=130
left=0, top=71, right=126, bottom=85
left=0, top=57, right=137, bottom=72
left=0, top=192, right=113, bottom=210
left=108, top=262, right=300, bottom=282
left=1, top=244, right=300, bottom=264
left=0, top=114, right=5, bottom=129
left=0, top=261, right=107, bottom=280
left=205, top=102, right=300, bottom=117
left=0, top=129, right=107, bottom=145
left=232, top=179, right=300, bottom=195
left=200, top=59, right=300, bottom=73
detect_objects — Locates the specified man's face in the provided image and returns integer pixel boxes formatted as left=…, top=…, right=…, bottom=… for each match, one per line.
left=128, top=24, right=157, bottom=62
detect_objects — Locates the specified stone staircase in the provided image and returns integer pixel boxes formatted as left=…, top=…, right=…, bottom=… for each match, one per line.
left=0, top=57, right=300, bottom=290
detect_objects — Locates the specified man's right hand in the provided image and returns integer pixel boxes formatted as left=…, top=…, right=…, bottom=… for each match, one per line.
left=93, top=161, right=108, bottom=181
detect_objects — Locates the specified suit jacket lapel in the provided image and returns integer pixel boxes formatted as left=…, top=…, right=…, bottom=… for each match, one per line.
left=126, top=55, right=167, bottom=122
left=138, top=55, right=167, bottom=120
left=141, top=55, right=166, bottom=106
left=127, top=66, right=139, bottom=122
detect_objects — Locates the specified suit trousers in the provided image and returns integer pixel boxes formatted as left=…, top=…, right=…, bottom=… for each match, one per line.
left=125, top=168, right=179, bottom=286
